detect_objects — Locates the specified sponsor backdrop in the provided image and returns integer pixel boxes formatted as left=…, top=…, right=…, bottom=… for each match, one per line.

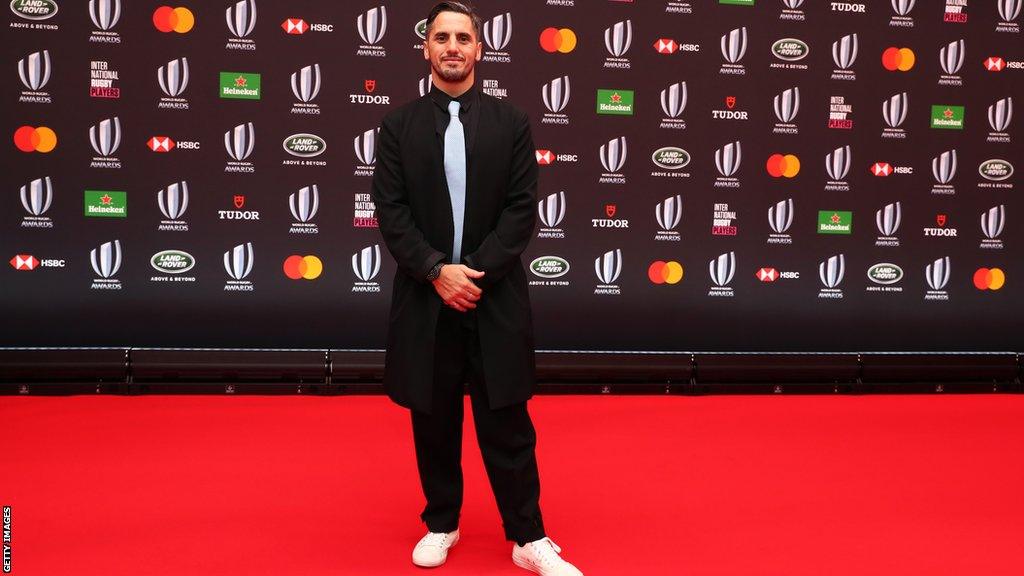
left=3, top=0, right=1022, bottom=351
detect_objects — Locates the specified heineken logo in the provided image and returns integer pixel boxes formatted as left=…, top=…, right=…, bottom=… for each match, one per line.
left=10, top=0, right=58, bottom=20
left=84, top=190, right=127, bottom=218
left=283, top=133, right=327, bottom=157
left=772, top=38, right=809, bottom=61
left=978, top=159, right=1014, bottom=181
left=530, top=256, right=570, bottom=278
left=651, top=147, right=690, bottom=170
left=596, top=89, right=634, bottom=115
left=151, top=250, right=195, bottom=274
left=219, top=72, right=262, bottom=100
left=817, top=210, right=853, bottom=234
left=930, top=104, right=964, bottom=130
left=867, top=263, right=903, bottom=285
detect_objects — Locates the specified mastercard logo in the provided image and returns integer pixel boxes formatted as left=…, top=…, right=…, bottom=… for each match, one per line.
left=973, top=268, right=1005, bottom=290
left=14, top=126, right=57, bottom=153
left=648, top=261, right=683, bottom=285
left=283, top=255, right=322, bottom=280
left=539, top=27, right=577, bottom=53
left=881, top=47, right=915, bottom=71
left=766, top=154, right=800, bottom=178
left=153, top=6, right=195, bottom=33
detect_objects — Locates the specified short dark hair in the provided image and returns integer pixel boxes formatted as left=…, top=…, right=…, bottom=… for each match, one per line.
left=426, top=1, right=482, bottom=40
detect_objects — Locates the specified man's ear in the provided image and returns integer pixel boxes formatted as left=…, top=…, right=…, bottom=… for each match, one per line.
left=423, top=41, right=429, bottom=61
left=475, top=41, right=482, bottom=61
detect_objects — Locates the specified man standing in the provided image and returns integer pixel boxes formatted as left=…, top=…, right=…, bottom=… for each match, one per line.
left=370, top=2, right=583, bottom=575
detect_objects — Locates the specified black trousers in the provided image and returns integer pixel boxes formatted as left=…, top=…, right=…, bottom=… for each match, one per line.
left=411, top=307, right=545, bottom=545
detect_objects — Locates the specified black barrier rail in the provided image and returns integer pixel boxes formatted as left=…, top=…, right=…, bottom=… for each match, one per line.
left=0, top=348, right=1021, bottom=395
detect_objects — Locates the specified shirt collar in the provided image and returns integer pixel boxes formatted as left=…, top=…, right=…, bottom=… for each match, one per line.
left=430, top=84, right=477, bottom=113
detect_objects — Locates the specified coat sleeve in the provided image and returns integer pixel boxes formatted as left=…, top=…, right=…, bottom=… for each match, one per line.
left=462, top=109, right=538, bottom=286
left=370, top=111, right=446, bottom=283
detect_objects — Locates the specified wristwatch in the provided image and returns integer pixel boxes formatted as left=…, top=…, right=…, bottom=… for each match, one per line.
left=426, top=261, right=445, bottom=281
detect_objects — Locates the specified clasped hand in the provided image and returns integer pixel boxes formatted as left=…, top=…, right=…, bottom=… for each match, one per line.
left=432, top=264, right=485, bottom=312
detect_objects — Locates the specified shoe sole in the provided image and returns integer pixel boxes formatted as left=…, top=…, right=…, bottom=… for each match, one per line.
left=512, top=555, right=542, bottom=574
left=412, top=533, right=459, bottom=568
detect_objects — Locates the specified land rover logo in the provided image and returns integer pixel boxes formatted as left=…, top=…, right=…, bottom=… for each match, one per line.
left=283, top=134, right=327, bottom=158
left=772, top=38, right=809, bottom=61
left=530, top=256, right=570, bottom=278
left=11, top=0, right=58, bottom=20
left=978, top=159, right=1014, bottom=182
left=651, top=147, right=690, bottom=170
left=151, top=250, right=195, bottom=274
left=415, top=19, right=427, bottom=39
left=867, top=263, right=903, bottom=285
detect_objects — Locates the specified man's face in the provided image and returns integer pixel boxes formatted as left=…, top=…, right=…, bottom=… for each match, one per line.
left=423, top=11, right=482, bottom=83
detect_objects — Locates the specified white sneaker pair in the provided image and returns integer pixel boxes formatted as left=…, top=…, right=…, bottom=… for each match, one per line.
left=412, top=529, right=583, bottom=575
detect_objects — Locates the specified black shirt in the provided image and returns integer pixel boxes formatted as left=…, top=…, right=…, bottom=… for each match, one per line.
left=429, top=85, right=480, bottom=158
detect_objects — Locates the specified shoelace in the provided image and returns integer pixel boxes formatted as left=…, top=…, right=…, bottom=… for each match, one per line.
left=419, top=532, right=453, bottom=549
left=527, top=537, right=563, bottom=567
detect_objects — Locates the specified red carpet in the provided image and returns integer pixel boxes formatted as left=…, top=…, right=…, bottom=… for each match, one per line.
left=2, top=395, right=1023, bottom=575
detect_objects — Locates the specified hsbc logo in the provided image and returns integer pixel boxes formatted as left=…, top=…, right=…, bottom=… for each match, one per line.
left=148, top=136, right=199, bottom=152
left=535, top=150, right=579, bottom=165
left=756, top=267, right=799, bottom=282
left=653, top=38, right=699, bottom=54
left=10, top=255, right=64, bottom=270
left=870, top=162, right=912, bottom=176
left=985, top=57, right=1006, bottom=72
left=282, top=18, right=333, bottom=34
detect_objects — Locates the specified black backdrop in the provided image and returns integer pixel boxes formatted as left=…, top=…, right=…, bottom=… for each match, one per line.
left=3, top=0, right=1021, bottom=352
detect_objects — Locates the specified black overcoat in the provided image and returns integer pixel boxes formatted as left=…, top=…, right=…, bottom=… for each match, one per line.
left=369, top=92, right=538, bottom=414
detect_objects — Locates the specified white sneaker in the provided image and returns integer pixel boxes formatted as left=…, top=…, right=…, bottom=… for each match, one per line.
left=512, top=537, right=583, bottom=576
left=412, top=529, right=460, bottom=567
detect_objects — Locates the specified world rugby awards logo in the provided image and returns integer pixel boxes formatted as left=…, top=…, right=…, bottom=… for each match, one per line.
left=157, top=57, right=190, bottom=109
left=20, top=176, right=53, bottom=228
left=357, top=5, right=387, bottom=57
left=818, top=254, right=845, bottom=299
left=18, top=50, right=52, bottom=103
left=353, top=127, right=379, bottom=176
left=594, top=249, right=622, bottom=295
left=225, top=0, right=257, bottom=50
left=767, top=198, right=794, bottom=245
left=599, top=137, right=627, bottom=184
left=925, top=256, right=951, bottom=300
left=997, top=0, right=1022, bottom=32
left=289, top=185, right=319, bottom=234
left=773, top=87, right=800, bottom=134
left=603, top=20, right=632, bottom=69
left=825, top=145, right=852, bottom=192
left=352, top=244, right=382, bottom=292
left=89, top=0, right=121, bottom=42
left=720, top=27, right=747, bottom=75
left=291, top=64, right=321, bottom=114
left=157, top=181, right=189, bottom=232
left=224, top=242, right=255, bottom=290
left=831, top=33, right=858, bottom=80
left=89, top=116, right=122, bottom=169
left=541, top=76, right=570, bottom=125
left=781, top=0, right=806, bottom=21
left=659, top=81, right=687, bottom=129
left=654, top=195, right=682, bottom=241
left=875, top=201, right=902, bottom=247
left=987, top=97, right=1013, bottom=143
left=882, top=92, right=909, bottom=138
left=890, top=0, right=916, bottom=27
left=980, top=204, right=1006, bottom=250
left=537, top=191, right=566, bottom=239
left=224, top=122, right=255, bottom=172
left=708, top=252, right=736, bottom=297
left=714, top=141, right=742, bottom=187
left=938, top=39, right=965, bottom=86
left=931, top=149, right=957, bottom=194
left=90, top=240, right=122, bottom=290
left=483, top=12, right=512, bottom=62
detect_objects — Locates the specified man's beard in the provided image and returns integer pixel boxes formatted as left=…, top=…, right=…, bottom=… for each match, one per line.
left=432, top=57, right=474, bottom=82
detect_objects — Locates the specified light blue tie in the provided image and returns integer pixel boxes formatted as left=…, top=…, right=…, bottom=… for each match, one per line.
left=444, top=100, right=466, bottom=263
